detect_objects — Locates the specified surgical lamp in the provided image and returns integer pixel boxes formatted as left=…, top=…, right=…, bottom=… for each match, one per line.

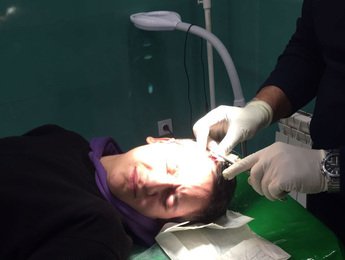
left=130, top=11, right=246, bottom=108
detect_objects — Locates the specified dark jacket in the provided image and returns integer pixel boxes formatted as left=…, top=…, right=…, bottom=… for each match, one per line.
left=262, top=0, right=345, bottom=244
left=0, top=124, right=132, bottom=259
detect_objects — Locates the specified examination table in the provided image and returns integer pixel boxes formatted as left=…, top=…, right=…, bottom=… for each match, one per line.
left=129, top=174, right=345, bottom=259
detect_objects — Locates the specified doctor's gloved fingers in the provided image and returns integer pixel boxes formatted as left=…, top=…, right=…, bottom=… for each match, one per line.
left=193, top=108, right=226, bottom=141
left=218, top=123, right=255, bottom=156
left=266, top=183, right=290, bottom=201
left=193, top=127, right=209, bottom=150
left=255, top=179, right=289, bottom=201
left=222, top=154, right=257, bottom=180
left=217, top=133, right=237, bottom=156
left=246, top=162, right=267, bottom=196
left=261, top=182, right=281, bottom=201
left=207, top=139, right=221, bottom=153
left=247, top=176, right=264, bottom=196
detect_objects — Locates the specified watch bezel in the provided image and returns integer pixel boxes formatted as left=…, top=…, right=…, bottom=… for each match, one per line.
left=322, top=152, right=340, bottom=178
left=321, top=150, right=340, bottom=192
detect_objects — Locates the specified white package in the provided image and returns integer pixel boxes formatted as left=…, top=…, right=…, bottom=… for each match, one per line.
left=155, top=210, right=290, bottom=260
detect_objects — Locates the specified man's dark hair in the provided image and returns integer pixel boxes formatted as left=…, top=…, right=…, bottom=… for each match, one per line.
left=191, top=161, right=236, bottom=223
left=171, top=161, right=236, bottom=224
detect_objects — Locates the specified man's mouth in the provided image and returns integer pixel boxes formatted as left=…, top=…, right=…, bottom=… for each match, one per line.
left=131, top=167, right=138, bottom=198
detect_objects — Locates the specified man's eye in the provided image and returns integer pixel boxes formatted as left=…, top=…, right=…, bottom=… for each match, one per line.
left=166, top=194, right=177, bottom=209
left=163, top=189, right=178, bottom=210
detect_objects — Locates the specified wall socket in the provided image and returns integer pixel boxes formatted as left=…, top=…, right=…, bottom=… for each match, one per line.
left=157, top=118, right=173, bottom=136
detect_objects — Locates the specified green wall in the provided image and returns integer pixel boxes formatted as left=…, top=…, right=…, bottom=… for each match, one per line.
left=0, top=0, right=302, bottom=152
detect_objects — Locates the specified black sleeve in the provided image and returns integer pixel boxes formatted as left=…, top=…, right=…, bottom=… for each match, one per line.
left=28, top=236, right=131, bottom=260
left=340, top=147, right=345, bottom=193
left=0, top=125, right=133, bottom=259
left=260, top=0, right=325, bottom=112
left=16, top=124, right=91, bottom=157
left=22, top=124, right=69, bottom=137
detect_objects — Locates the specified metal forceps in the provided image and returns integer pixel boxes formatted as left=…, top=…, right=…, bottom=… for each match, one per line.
left=208, top=149, right=238, bottom=168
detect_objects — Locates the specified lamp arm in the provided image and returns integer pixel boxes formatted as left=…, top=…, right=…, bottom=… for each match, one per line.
left=176, top=22, right=246, bottom=107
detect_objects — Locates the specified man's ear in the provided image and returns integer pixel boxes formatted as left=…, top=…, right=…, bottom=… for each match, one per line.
left=146, top=136, right=173, bottom=144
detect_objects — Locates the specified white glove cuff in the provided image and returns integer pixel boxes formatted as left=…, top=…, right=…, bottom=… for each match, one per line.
left=246, top=100, right=273, bottom=128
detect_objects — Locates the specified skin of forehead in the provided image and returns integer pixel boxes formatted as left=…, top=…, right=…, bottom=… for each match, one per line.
left=165, top=140, right=216, bottom=216
left=163, top=138, right=209, bottom=157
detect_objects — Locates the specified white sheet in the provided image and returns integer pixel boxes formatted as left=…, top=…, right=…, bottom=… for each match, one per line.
left=155, top=210, right=290, bottom=260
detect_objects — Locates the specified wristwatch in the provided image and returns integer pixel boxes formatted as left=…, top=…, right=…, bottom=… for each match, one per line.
left=321, top=149, right=340, bottom=192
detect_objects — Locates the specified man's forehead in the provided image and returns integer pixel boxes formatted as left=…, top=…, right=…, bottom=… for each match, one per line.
left=171, top=140, right=208, bottom=155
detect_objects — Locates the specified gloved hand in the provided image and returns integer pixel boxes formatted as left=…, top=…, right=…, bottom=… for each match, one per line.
left=223, top=142, right=328, bottom=200
left=193, top=100, right=273, bottom=155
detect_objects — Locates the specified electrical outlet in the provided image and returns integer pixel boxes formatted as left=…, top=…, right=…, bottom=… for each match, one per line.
left=157, top=118, right=173, bottom=136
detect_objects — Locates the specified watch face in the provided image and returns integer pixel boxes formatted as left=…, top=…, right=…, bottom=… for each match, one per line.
left=324, top=154, right=340, bottom=177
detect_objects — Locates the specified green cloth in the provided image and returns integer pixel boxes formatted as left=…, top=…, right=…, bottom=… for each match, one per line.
left=130, top=174, right=345, bottom=259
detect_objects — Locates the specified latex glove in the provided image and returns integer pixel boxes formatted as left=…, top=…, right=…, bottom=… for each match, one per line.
left=223, top=142, right=328, bottom=200
left=193, top=100, right=273, bottom=155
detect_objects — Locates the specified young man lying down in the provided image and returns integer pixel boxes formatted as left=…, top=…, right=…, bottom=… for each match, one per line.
left=0, top=124, right=236, bottom=259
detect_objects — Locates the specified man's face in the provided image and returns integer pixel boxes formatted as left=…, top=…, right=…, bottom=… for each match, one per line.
left=107, top=138, right=216, bottom=219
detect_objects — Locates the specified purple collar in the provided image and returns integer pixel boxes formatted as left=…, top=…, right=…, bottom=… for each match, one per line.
left=88, top=137, right=161, bottom=246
